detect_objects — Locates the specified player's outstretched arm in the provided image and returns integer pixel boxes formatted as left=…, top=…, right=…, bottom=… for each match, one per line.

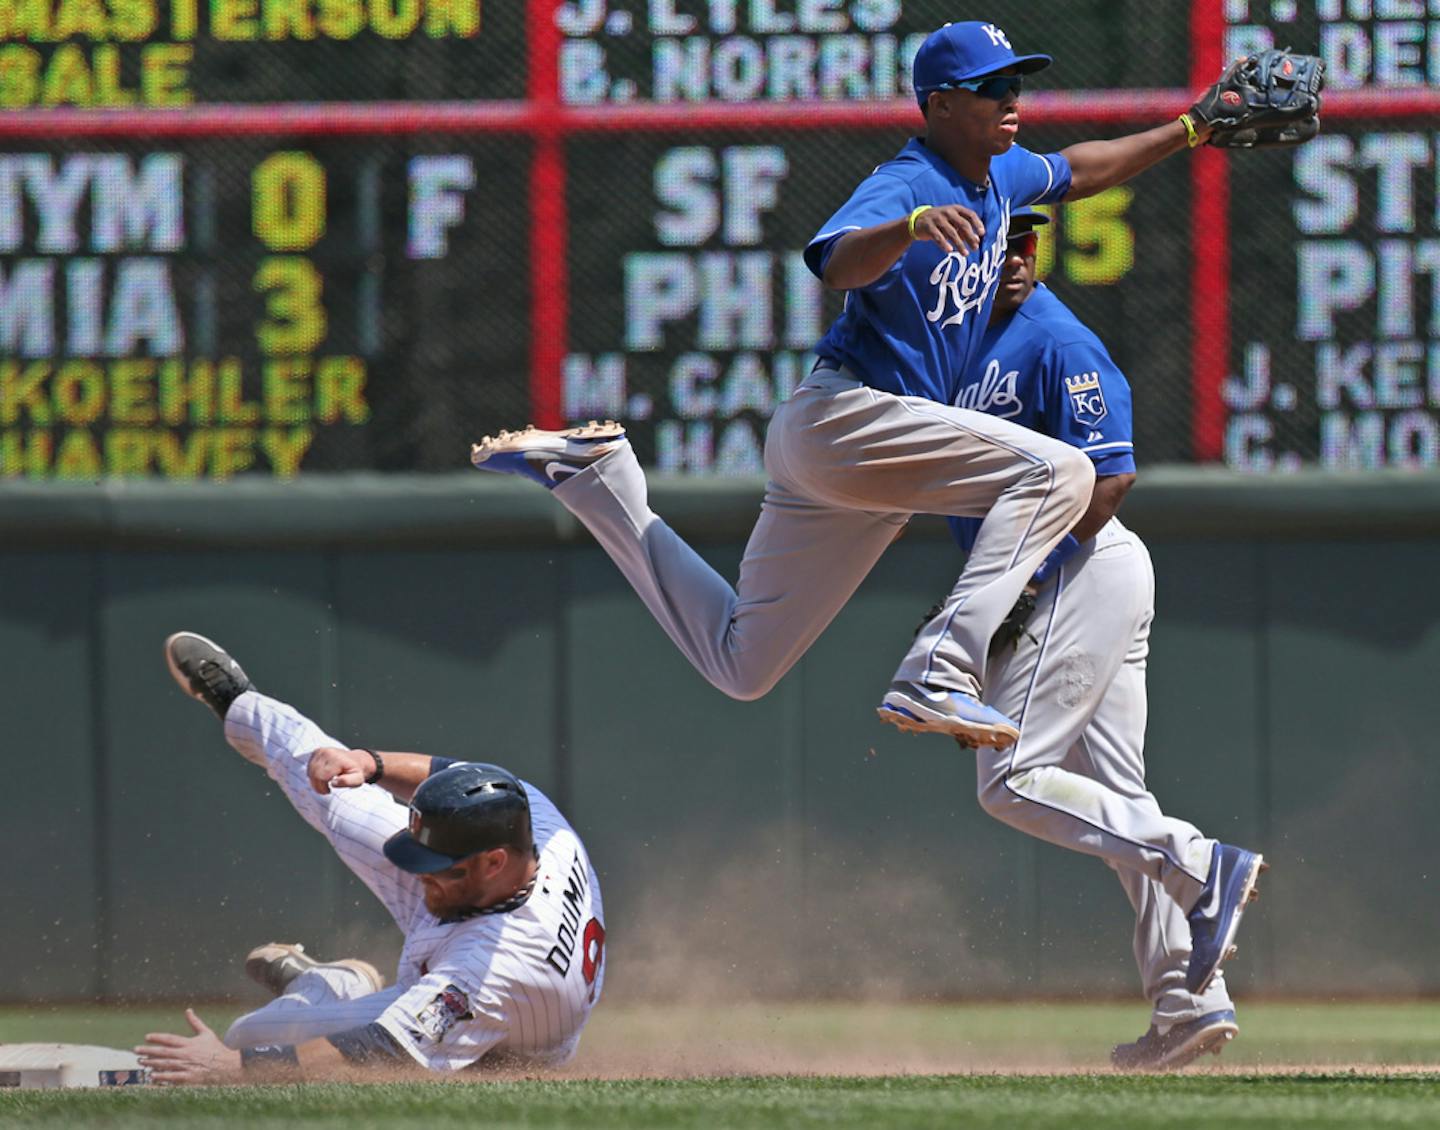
left=306, top=747, right=436, bottom=803
left=821, top=204, right=985, bottom=290
left=1059, top=119, right=1209, bottom=202
left=138, top=1009, right=415, bottom=1085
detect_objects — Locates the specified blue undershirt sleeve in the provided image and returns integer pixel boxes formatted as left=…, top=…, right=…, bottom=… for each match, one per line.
left=327, top=1022, right=412, bottom=1066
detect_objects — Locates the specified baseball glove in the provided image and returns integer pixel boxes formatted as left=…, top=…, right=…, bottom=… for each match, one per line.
left=988, top=588, right=1038, bottom=659
left=1190, top=48, right=1325, bottom=149
left=915, top=588, right=1039, bottom=656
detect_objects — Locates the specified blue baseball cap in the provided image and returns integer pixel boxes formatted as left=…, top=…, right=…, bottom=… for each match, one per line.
left=912, top=22, right=1052, bottom=104
left=1009, top=206, right=1052, bottom=229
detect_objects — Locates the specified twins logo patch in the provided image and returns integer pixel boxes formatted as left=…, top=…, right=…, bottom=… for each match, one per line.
left=410, top=984, right=472, bottom=1042
left=1064, top=371, right=1108, bottom=427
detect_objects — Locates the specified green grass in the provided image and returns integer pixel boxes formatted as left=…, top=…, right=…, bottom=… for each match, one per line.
left=4, top=1075, right=1440, bottom=1130
left=8, top=1001, right=1436, bottom=1071
left=3, top=1002, right=1439, bottom=1128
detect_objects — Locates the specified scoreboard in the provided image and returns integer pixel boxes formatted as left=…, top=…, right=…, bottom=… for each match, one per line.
left=0, top=1, right=1437, bottom=479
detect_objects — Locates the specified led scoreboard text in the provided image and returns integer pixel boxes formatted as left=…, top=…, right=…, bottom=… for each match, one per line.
left=4, top=2, right=1433, bottom=478
left=0, top=150, right=375, bottom=477
left=0, top=0, right=483, bottom=107
left=1221, top=0, right=1440, bottom=471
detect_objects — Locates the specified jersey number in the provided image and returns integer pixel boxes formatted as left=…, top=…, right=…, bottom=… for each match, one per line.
left=582, top=918, right=605, bottom=990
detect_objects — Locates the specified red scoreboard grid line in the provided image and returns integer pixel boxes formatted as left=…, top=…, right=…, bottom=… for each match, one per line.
left=0, top=87, right=1429, bottom=137
left=2, top=86, right=1433, bottom=455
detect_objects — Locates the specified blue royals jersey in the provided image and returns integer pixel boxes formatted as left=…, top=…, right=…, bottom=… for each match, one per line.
left=949, top=282, right=1136, bottom=552
left=803, top=139, right=1072, bottom=406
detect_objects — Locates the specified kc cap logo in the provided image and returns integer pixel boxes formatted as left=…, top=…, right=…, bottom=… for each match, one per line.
left=982, top=24, right=1011, bottom=49
left=1065, top=371, right=1108, bottom=426
left=911, top=21, right=1052, bottom=104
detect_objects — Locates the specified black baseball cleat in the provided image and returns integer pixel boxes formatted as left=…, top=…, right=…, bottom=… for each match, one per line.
left=164, top=631, right=253, bottom=721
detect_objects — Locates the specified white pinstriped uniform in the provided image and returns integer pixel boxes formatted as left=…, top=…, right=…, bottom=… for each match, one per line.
left=221, top=691, right=605, bottom=1070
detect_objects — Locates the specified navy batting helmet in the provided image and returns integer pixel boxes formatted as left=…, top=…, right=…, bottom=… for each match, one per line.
left=383, top=762, right=532, bottom=874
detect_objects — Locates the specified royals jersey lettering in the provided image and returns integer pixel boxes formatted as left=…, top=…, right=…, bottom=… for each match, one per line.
left=949, top=282, right=1134, bottom=553
left=803, top=141, right=1072, bottom=405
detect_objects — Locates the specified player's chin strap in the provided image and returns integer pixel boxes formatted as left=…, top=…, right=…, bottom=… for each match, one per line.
left=440, top=875, right=538, bottom=924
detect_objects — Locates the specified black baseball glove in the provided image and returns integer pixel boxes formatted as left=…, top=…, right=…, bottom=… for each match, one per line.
left=1191, top=48, right=1325, bottom=149
left=988, top=588, right=1038, bottom=659
left=914, top=588, right=1039, bottom=656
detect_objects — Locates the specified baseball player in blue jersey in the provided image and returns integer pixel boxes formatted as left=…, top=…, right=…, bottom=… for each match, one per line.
left=944, top=208, right=1263, bottom=1069
left=471, top=22, right=1230, bottom=753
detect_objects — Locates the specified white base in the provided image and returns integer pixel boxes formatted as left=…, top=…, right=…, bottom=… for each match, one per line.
left=0, top=1043, right=150, bottom=1089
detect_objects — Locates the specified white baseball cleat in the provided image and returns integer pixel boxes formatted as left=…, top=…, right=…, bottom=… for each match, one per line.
left=470, top=421, right=628, bottom=489
left=244, top=942, right=385, bottom=998
left=877, top=680, right=1020, bottom=749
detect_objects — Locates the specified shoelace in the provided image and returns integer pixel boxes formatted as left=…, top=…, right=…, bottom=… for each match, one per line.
left=197, top=659, right=241, bottom=696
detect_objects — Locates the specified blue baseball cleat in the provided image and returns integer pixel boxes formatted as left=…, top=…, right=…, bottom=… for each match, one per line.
left=1110, top=1009, right=1239, bottom=1071
left=470, top=420, right=628, bottom=489
left=877, top=680, right=1020, bottom=749
left=1186, top=843, right=1267, bottom=995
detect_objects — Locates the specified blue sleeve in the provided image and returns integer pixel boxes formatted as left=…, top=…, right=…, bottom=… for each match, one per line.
left=1001, top=147, right=1072, bottom=207
left=328, top=1023, right=413, bottom=1066
left=1041, top=338, right=1136, bottom=476
left=803, top=172, right=915, bottom=280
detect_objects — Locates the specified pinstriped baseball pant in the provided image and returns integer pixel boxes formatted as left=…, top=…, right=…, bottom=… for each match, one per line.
left=553, top=370, right=1094, bottom=703
left=977, top=520, right=1231, bottom=1026
left=219, top=691, right=414, bottom=1049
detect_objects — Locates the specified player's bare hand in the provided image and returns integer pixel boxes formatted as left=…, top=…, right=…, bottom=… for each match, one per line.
left=912, top=204, right=984, bottom=254
left=136, top=1008, right=241, bottom=1086
left=307, top=745, right=375, bottom=794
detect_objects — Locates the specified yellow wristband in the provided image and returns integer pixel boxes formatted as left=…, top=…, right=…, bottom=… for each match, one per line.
left=907, top=205, right=932, bottom=239
left=1178, top=112, right=1200, bottom=149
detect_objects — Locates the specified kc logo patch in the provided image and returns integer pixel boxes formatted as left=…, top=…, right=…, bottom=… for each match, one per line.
left=411, top=984, right=472, bottom=1042
left=1065, top=371, right=1108, bottom=426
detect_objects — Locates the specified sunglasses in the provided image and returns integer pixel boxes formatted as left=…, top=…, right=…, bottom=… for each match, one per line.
left=945, top=74, right=1024, bottom=100
left=1009, top=231, right=1038, bottom=257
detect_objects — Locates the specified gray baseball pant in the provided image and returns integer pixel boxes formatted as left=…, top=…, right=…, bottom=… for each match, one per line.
left=978, top=519, right=1231, bottom=1026
left=552, top=370, right=1094, bottom=701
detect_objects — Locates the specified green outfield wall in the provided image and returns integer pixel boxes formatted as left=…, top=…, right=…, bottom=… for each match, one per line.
left=2, top=470, right=1437, bottom=1005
